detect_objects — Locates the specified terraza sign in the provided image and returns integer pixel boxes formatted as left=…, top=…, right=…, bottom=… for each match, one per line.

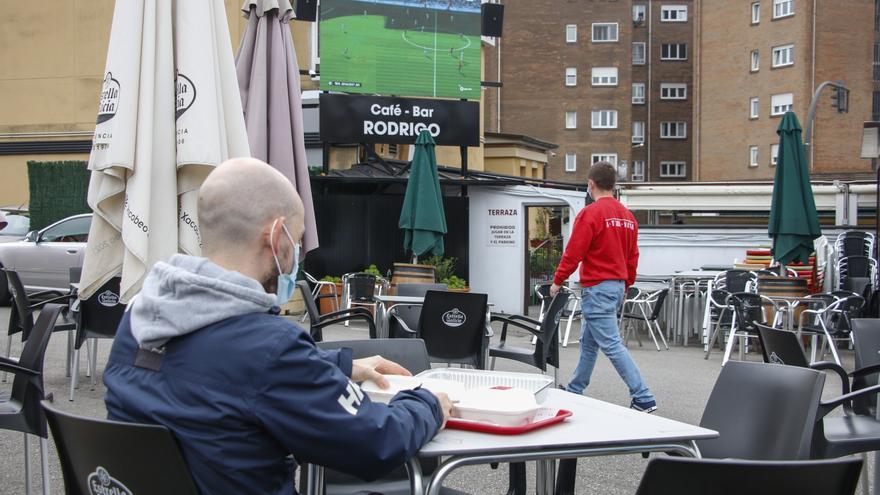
left=320, top=94, right=479, bottom=146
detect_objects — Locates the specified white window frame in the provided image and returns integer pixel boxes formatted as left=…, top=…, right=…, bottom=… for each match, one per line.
left=631, top=160, right=645, bottom=182
left=565, top=153, right=577, bottom=172
left=771, top=144, right=780, bottom=165
left=750, top=146, right=759, bottom=167
left=773, top=0, right=794, bottom=19
left=750, top=97, right=760, bottom=119
left=565, top=111, right=577, bottom=129
left=661, top=5, right=688, bottom=22
left=632, top=83, right=646, bottom=104
left=633, top=42, right=646, bottom=65
left=772, top=44, right=794, bottom=68
left=566, top=24, right=577, bottom=43
left=591, top=67, right=619, bottom=86
left=632, top=121, right=645, bottom=144
left=660, top=161, right=687, bottom=178
left=660, top=121, right=688, bottom=139
left=633, top=5, right=647, bottom=22
left=591, top=23, right=619, bottom=43
left=771, top=93, right=793, bottom=116
left=751, top=2, right=761, bottom=23
left=661, top=43, right=688, bottom=61
left=591, top=153, right=618, bottom=166
left=592, top=110, right=618, bottom=129
left=660, top=83, right=687, bottom=100
left=310, top=19, right=320, bottom=74
left=751, top=50, right=760, bottom=71
left=565, top=67, right=577, bottom=86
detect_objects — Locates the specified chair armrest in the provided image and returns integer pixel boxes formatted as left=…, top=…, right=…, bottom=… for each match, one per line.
left=490, top=315, right=543, bottom=337
left=29, top=294, right=71, bottom=309
left=494, top=313, right=541, bottom=327
left=29, top=289, right=66, bottom=299
left=818, top=383, right=880, bottom=419
left=0, top=357, right=42, bottom=391
left=313, top=313, right=377, bottom=339
left=849, top=363, right=880, bottom=378
left=389, top=313, right=418, bottom=337
left=810, top=361, right=851, bottom=395
left=320, top=307, right=373, bottom=321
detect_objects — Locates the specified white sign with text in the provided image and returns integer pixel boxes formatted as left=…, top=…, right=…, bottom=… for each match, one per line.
left=487, top=208, right=519, bottom=247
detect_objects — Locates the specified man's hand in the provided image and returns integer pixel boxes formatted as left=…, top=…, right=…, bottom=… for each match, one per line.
left=549, top=283, right=562, bottom=298
left=432, top=391, right=454, bottom=429
left=351, top=355, right=411, bottom=389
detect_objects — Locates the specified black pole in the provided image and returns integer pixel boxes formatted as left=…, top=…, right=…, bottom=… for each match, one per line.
left=460, top=145, right=468, bottom=177
left=322, top=142, right=331, bottom=175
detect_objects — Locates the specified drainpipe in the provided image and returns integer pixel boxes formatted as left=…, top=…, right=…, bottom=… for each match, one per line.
left=497, top=36, right=502, bottom=132
left=811, top=0, right=817, bottom=168
left=647, top=1, right=653, bottom=181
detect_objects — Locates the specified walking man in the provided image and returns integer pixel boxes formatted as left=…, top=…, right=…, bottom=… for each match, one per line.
left=549, top=161, right=657, bottom=412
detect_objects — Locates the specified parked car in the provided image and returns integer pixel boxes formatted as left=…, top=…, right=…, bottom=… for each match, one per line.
left=0, top=211, right=31, bottom=243
left=0, top=213, right=91, bottom=305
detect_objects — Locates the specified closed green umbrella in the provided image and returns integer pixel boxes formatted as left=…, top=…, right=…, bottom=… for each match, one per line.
left=399, top=130, right=447, bottom=259
left=769, top=112, right=822, bottom=265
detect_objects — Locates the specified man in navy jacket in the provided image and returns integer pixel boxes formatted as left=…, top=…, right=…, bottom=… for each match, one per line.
left=104, top=158, right=452, bottom=495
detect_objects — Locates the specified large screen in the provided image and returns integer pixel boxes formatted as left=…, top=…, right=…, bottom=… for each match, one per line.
left=319, top=0, right=482, bottom=100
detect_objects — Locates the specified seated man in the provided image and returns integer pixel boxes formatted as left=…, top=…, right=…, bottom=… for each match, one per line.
left=104, top=157, right=452, bottom=495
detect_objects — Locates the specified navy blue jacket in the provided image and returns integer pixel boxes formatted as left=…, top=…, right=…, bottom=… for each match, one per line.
left=104, top=310, right=442, bottom=495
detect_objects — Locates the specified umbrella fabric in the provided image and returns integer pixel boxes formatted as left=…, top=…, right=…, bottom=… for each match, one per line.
left=769, top=112, right=821, bottom=265
left=80, top=0, right=249, bottom=302
left=399, top=131, right=447, bottom=257
left=235, top=0, right=319, bottom=253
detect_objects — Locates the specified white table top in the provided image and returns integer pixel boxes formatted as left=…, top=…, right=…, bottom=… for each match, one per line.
left=374, top=295, right=427, bottom=304
left=419, top=389, right=717, bottom=457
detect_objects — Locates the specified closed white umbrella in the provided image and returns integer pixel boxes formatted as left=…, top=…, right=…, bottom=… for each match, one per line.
left=80, top=0, right=249, bottom=302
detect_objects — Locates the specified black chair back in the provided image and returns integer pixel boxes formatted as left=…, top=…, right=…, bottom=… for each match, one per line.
left=635, top=457, right=862, bottom=495
left=647, top=290, right=668, bottom=320
left=756, top=324, right=810, bottom=368
left=728, top=292, right=769, bottom=333
left=393, top=283, right=448, bottom=335
left=841, top=256, right=872, bottom=279
left=828, top=295, right=866, bottom=335
left=537, top=293, right=570, bottom=369
left=75, top=277, right=125, bottom=349
left=5, top=269, right=35, bottom=339
left=297, top=280, right=322, bottom=323
left=698, top=361, right=825, bottom=460
left=318, top=339, right=431, bottom=375
left=42, top=401, right=200, bottom=495
left=396, top=283, right=447, bottom=297
left=841, top=237, right=871, bottom=257
left=851, top=319, right=880, bottom=416
left=725, top=270, right=755, bottom=293
left=418, top=290, right=488, bottom=368
left=348, top=274, right=378, bottom=302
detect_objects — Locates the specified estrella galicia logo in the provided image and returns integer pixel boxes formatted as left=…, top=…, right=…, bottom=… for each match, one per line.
left=175, top=70, right=196, bottom=120
left=96, top=72, right=120, bottom=124
left=442, top=308, right=466, bottom=328
left=768, top=351, right=785, bottom=365
left=87, top=466, right=133, bottom=495
left=97, top=290, right=119, bottom=307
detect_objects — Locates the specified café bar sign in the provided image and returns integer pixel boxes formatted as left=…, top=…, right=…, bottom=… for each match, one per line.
left=320, top=93, right=480, bottom=147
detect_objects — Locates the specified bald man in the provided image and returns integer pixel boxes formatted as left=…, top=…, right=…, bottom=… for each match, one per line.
left=104, top=158, right=452, bottom=495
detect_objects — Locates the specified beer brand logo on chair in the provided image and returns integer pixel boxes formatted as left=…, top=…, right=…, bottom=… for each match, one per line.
left=768, top=352, right=785, bottom=365
left=96, top=73, right=120, bottom=124
left=175, top=70, right=196, bottom=120
left=97, top=290, right=119, bottom=307
left=442, top=308, right=466, bottom=328
left=87, top=466, right=133, bottom=495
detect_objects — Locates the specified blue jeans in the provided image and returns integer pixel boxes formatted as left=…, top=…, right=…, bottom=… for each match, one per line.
left=566, top=280, right=655, bottom=403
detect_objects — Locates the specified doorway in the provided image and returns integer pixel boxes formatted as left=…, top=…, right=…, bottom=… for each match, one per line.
left=523, top=204, right=570, bottom=315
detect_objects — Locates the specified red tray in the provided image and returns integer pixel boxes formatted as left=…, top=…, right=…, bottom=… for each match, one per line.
left=446, top=409, right=572, bottom=435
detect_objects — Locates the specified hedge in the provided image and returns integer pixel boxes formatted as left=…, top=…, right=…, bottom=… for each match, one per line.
left=27, top=161, right=91, bottom=231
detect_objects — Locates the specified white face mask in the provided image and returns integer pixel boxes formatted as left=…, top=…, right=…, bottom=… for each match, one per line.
left=269, top=219, right=301, bottom=305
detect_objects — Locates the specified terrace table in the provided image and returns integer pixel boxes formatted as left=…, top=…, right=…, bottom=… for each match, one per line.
left=639, top=271, right=723, bottom=346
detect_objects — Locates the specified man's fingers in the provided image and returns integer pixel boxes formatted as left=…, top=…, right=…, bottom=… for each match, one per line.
left=366, top=368, right=390, bottom=389
left=375, top=358, right=412, bottom=377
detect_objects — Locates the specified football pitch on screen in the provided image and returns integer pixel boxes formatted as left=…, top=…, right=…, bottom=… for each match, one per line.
left=320, top=14, right=481, bottom=100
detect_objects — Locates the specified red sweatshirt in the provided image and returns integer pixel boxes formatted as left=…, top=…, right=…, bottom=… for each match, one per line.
left=553, top=197, right=639, bottom=288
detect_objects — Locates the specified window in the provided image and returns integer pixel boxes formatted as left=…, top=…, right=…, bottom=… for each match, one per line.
left=874, top=90, right=880, bottom=121
left=566, top=24, right=577, bottom=43
left=660, top=83, right=687, bottom=100
left=592, top=110, right=618, bottom=129
left=750, top=146, right=759, bottom=167
left=772, top=44, right=794, bottom=68
left=633, top=4, right=646, bottom=22
left=874, top=42, right=880, bottom=82
left=752, top=2, right=760, bottom=23
left=770, top=144, right=779, bottom=165
left=876, top=0, right=880, bottom=32
left=310, top=20, right=320, bottom=73
left=661, top=43, right=688, bottom=60
left=660, top=162, right=687, bottom=178
left=751, top=50, right=760, bottom=71
left=565, top=67, right=577, bottom=86
left=565, top=111, right=577, bottom=129
left=565, top=153, right=577, bottom=172
left=632, top=161, right=645, bottom=181
left=773, top=0, right=794, bottom=18
left=592, top=153, right=618, bottom=166
left=632, top=43, right=646, bottom=65
left=661, top=5, right=688, bottom=22
left=660, top=121, right=688, bottom=139
left=771, top=93, right=793, bottom=116
left=750, top=97, right=760, bottom=118
left=632, top=83, right=646, bottom=104
left=40, top=216, right=91, bottom=243
left=592, top=23, right=619, bottom=42
left=591, top=67, right=618, bottom=86
left=632, top=121, right=645, bottom=144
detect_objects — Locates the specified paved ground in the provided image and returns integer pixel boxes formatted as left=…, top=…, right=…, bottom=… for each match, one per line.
left=0, top=306, right=870, bottom=494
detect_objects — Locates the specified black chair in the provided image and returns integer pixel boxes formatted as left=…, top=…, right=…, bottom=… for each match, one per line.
left=704, top=270, right=758, bottom=359
left=798, top=295, right=865, bottom=366
left=489, top=292, right=569, bottom=379
left=0, top=304, right=62, bottom=495
left=635, top=457, right=862, bottom=495
left=391, top=290, right=489, bottom=369
left=387, top=283, right=447, bottom=339
left=42, top=400, right=201, bottom=495
left=533, top=284, right=581, bottom=347
left=620, top=287, right=669, bottom=351
left=342, top=273, right=386, bottom=327
left=68, top=276, right=126, bottom=401
left=720, top=292, right=779, bottom=365
left=840, top=237, right=872, bottom=258
left=838, top=256, right=876, bottom=290
left=850, top=319, right=880, bottom=416
left=297, top=281, right=375, bottom=341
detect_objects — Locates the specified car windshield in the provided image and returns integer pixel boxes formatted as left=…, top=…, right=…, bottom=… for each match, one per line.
left=0, top=214, right=30, bottom=236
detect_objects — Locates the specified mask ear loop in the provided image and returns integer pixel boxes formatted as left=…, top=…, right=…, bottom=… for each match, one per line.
left=270, top=219, right=284, bottom=275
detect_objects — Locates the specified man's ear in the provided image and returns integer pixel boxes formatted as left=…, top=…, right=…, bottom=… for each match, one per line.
left=267, top=217, right=286, bottom=255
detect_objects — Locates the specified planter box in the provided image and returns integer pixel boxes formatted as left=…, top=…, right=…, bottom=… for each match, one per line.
left=448, top=287, right=470, bottom=293
left=318, top=282, right=344, bottom=315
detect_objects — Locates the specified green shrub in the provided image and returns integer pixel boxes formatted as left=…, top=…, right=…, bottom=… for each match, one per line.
left=27, top=161, right=91, bottom=230
left=363, top=264, right=383, bottom=277
left=442, top=275, right=468, bottom=289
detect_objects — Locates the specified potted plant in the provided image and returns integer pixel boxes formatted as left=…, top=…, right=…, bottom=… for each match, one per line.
left=318, top=275, right=343, bottom=315
left=424, top=256, right=469, bottom=292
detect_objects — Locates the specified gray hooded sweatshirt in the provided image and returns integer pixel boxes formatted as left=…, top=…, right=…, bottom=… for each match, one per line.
left=130, top=254, right=278, bottom=350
